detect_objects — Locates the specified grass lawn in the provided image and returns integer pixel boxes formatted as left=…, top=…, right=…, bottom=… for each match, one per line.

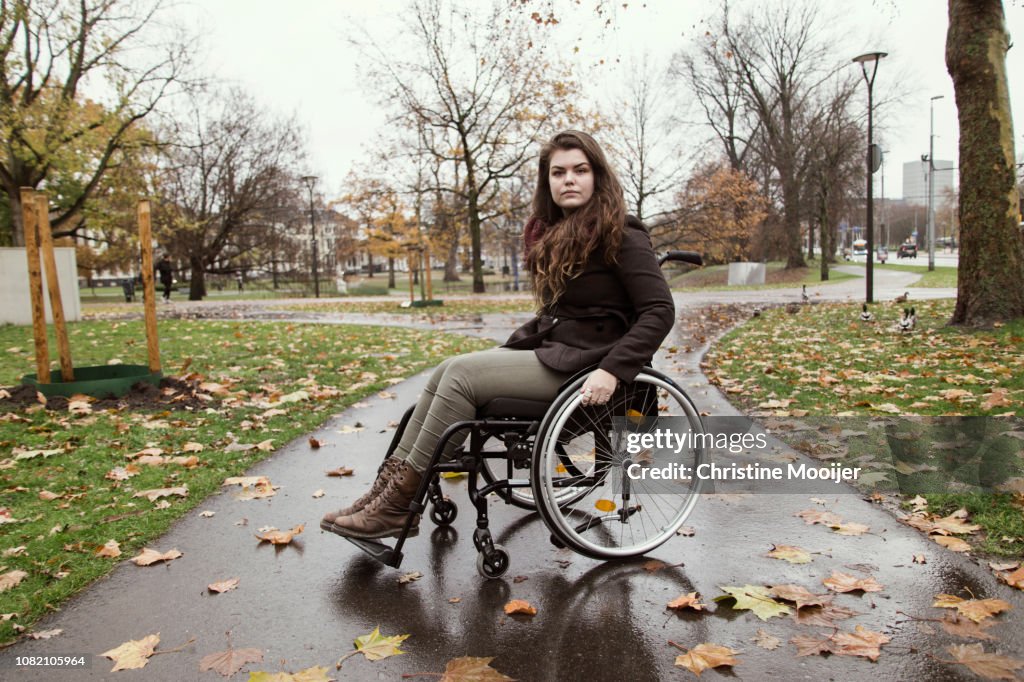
left=0, top=319, right=493, bottom=644
left=667, top=261, right=859, bottom=291
left=705, top=298, right=1024, bottom=558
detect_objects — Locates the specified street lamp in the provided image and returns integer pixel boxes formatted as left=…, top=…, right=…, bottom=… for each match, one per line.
left=301, top=175, right=319, bottom=298
left=853, top=51, right=887, bottom=304
left=926, top=95, right=944, bottom=272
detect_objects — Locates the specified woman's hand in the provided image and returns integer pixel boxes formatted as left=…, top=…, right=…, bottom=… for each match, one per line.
left=580, top=368, right=618, bottom=406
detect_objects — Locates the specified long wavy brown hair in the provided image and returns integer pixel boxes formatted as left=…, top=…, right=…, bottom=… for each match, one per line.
left=528, top=130, right=626, bottom=308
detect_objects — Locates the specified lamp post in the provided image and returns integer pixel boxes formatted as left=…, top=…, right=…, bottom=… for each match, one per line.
left=301, top=175, right=319, bottom=298
left=926, top=95, right=944, bottom=272
left=853, top=51, right=887, bottom=304
left=880, top=149, right=890, bottom=250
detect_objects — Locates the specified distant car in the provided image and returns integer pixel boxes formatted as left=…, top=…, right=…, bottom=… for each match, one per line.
left=897, top=243, right=918, bottom=259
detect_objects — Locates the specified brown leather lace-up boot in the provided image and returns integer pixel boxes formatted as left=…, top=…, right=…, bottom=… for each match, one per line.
left=328, top=461, right=423, bottom=539
left=319, top=457, right=403, bottom=532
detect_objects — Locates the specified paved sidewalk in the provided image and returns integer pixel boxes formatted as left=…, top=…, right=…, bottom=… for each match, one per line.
left=3, top=273, right=1018, bottom=681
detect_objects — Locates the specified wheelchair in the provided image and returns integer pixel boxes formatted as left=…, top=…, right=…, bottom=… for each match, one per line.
left=343, top=251, right=706, bottom=578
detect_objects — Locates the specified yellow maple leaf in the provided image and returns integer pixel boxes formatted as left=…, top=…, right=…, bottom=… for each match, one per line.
left=674, top=643, right=740, bottom=676
left=336, top=626, right=410, bottom=668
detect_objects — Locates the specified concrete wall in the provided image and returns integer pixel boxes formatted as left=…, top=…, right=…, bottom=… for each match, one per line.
left=728, top=262, right=766, bottom=286
left=0, top=247, right=81, bottom=325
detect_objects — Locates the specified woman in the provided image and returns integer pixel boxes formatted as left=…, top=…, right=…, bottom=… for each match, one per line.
left=322, top=130, right=675, bottom=540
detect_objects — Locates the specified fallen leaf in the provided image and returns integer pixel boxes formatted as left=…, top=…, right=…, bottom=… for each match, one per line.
left=642, top=559, right=666, bottom=572
left=133, top=486, right=188, bottom=502
left=831, top=625, right=891, bottom=661
left=255, top=439, right=275, bottom=452
left=941, top=613, right=998, bottom=641
left=234, top=481, right=278, bottom=501
left=398, top=571, right=422, bottom=584
left=946, top=643, right=1024, bottom=680
left=753, top=629, right=781, bottom=650
left=336, top=626, right=409, bottom=667
left=95, top=540, right=121, bottom=558
left=676, top=525, right=696, bottom=536
left=0, top=570, right=28, bottom=592
left=131, top=548, right=183, bottom=566
left=934, top=536, right=972, bottom=552
left=250, top=666, right=331, bottom=681
left=715, top=585, right=792, bottom=621
left=182, top=442, right=204, bottom=453
left=769, top=584, right=831, bottom=610
left=766, top=544, right=812, bottom=564
left=795, top=509, right=842, bottom=526
left=308, top=437, right=323, bottom=449
left=667, top=592, right=706, bottom=611
left=930, top=509, right=982, bottom=535
left=503, top=599, right=537, bottom=616
left=830, top=521, right=870, bottom=536
left=673, top=643, right=740, bottom=676
left=791, top=633, right=834, bottom=657
left=933, top=594, right=1012, bottom=623
left=29, top=628, right=62, bottom=639
left=913, top=554, right=927, bottom=564
left=1001, top=565, right=1024, bottom=589
left=255, top=524, right=304, bottom=545
left=101, top=633, right=160, bottom=671
left=208, top=578, right=240, bottom=594
left=200, top=511, right=216, bottom=518
left=325, top=467, right=354, bottom=477
left=436, top=656, right=513, bottom=681
left=198, top=645, right=263, bottom=677
left=312, top=489, right=325, bottom=499
left=222, top=476, right=269, bottom=487
left=823, top=571, right=884, bottom=593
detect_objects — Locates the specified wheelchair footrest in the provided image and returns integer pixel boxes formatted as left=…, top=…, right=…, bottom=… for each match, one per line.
left=344, top=537, right=404, bottom=568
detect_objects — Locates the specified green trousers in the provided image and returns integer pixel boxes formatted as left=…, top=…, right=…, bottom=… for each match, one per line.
left=396, top=348, right=571, bottom=472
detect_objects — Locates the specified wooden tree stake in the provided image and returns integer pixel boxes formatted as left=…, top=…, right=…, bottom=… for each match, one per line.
left=424, top=245, right=433, bottom=300
left=20, top=188, right=49, bottom=383
left=137, top=200, right=161, bottom=373
left=407, top=252, right=416, bottom=304
left=36, top=194, right=74, bottom=381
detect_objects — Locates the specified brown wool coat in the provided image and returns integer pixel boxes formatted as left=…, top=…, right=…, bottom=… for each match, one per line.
left=502, top=216, right=675, bottom=383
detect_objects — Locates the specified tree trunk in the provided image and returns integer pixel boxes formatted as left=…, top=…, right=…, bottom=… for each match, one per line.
left=782, top=177, right=806, bottom=269
left=188, top=256, right=206, bottom=301
left=444, top=237, right=460, bottom=281
left=387, top=257, right=396, bottom=289
left=947, top=0, right=1024, bottom=326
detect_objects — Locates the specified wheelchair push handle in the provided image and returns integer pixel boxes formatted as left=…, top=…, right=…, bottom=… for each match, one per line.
left=658, top=250, right=703, bottom=267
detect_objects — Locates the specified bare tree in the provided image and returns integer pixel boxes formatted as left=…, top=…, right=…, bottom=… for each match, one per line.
left=946, top=0, right=1024, bottom=326
left=0, top=0, right=192, bottom=245
left=356, top=0, right=586, bottom=293
left=155, top=88, right=305, bottom=300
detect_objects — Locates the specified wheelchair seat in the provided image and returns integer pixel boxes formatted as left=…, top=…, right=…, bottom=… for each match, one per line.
left=476, top=397, right=549, bottom=420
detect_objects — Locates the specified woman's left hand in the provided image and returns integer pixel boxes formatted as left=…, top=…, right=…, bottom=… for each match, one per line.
left=580, top=368, right=618, bottom=406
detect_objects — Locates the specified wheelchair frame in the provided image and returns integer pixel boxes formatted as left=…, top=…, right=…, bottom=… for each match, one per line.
left=342, top=250, right=706, bottom=578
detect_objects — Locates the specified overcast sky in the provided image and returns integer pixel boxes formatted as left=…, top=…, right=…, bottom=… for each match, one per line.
left=174, top=0, right=1024, bottom=203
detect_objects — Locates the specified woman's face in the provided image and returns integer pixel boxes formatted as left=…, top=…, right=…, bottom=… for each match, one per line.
left=549, top=148, right=594, bottom=213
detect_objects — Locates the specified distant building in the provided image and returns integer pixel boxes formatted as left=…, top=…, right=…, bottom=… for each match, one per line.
left=902, top=160, right=955, bottom=206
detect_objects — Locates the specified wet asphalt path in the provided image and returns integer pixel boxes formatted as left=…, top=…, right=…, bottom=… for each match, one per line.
left=2, top=269, right=1018, bottom=681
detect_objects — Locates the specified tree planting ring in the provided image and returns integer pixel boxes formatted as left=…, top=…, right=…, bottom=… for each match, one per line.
left=21, top=364, right=162, bottom=399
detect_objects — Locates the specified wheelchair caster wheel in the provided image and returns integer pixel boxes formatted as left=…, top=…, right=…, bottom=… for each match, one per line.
left=549, top=533, right=566, bottom=549
left=477, top=544, right=510, bottom=579
left=430, top=499, right=458, bottom=526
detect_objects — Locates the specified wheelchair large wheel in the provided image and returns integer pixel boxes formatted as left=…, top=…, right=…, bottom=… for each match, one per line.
left=531, top=368, right=704, bottom=560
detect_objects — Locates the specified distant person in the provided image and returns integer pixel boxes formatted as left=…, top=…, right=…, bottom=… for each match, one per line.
left=155, top=255, right=173, bottom=302
left=236, top=272, right=244, bottom=291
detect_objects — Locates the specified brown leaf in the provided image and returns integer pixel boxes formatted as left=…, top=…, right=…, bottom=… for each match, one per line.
left=673, top=643, right=740, bottom=676
left=29, top=628, right=62, bottom=639
left=753, top=628, right=781, bottom=650
left=95, top=540, right=121, bottom=558
left=830, top=625, right=891, bottom=661
left=325, top=467, right=354, bottom=477
left=912, top=554, right=927, bottom=564
left=234, top=481, right=278, bottom=501
left=931, top=509, right=982, bottom=535
left=667, top=592, right=706, bottom=611
left=255, top=524, right=304, bottom=545
left=830, top=521, right=870, bottom=536
left=0, top=570, right=28, bottom=592
left=208, top=578, right=240, bottom=594
left=946, top=643, right=1024, bottom=680
left=105, top=464, right=141, bottom=481
left=934, top=535, right=972, bottom=552
left=438, top=656, right=514, bottom=681
left=769, top=584, right=831, bottom=610
left=933, top=594, right=1013, bottom=623
left=131, top=548, right=183, bottom=566
left=791, top=633, right=834, bottom=657
left=503, top=599, right=537, bottom=616
left=766, top=544, right=812, bottom=564
left=643, top=559, right=667, bottom=572
left=941, top=613, right=998, bottom=641
left=308, top=437, right=322, bottom=449
left=198, top=646, right=264, bottom=677
left=182, top=442, right=204, bottom=453
left=822, top=570, right=884, bottom=593
left=1000, top=565, right=1024, bottom=589
left=398, top=571, right=422, bottom=584
left=795, top=509, right=842, bottom=526
left=101, top=633, right=160, bottom=671
left=133, top=486, right=188, bottom=502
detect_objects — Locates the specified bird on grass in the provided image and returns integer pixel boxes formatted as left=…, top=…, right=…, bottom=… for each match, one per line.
left=860, top=303, right=874, bottom=322
left=894, top=291, right=909, bottom=303
left=898, top=307, right=916, bottom=332
left=801, top=284, right=810, bottom=303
